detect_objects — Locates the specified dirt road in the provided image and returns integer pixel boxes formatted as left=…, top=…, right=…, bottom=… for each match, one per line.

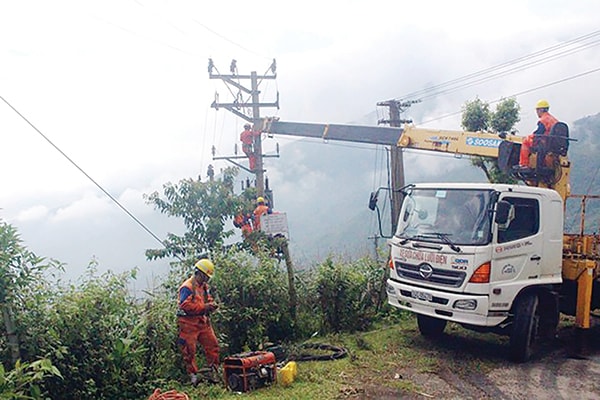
left=399, top=323, right=600, bottom=399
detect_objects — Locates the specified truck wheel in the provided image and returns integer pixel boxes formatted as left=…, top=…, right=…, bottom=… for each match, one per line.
left=538, top=291, right=559, bottom=341
left=509, top=293, right=540, bottom=362
left=417, top=314, right=447, bottom=337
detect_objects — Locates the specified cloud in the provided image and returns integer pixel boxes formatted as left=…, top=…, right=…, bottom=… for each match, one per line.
left=51, top=193, right=112, bottom=223
left=15, top=205, right=49, bottom=222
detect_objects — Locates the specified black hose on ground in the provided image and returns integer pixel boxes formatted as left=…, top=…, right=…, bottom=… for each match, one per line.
left=287, top=343, right=349, bottom=362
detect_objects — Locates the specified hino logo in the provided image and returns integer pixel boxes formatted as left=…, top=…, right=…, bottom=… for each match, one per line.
left=418, top=263, right=434, bottom=279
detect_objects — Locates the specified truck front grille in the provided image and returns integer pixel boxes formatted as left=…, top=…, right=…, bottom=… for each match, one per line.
left=395, top=262, right=466, bottom=287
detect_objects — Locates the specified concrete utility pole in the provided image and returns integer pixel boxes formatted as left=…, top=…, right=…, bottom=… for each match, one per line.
left=209, top=59, right=296, bottom=325
left=377, top=99, right=420, bottom=233
left=386, top=102, right=405, bottom=234
left=208, top=59, right=279, bottom=197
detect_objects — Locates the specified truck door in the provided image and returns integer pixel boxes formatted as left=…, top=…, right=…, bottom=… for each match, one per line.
left=492, top=195, right=542, bottom=284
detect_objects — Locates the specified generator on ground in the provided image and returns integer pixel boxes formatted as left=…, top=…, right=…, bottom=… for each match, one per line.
left=223, top=351, right=277, bottom=392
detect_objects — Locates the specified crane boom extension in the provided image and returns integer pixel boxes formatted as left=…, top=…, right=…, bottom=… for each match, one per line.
left=262, top=117, right=569, bottom=201
left=262, top=117, right=523, bottom=157
left=262, top=117, right=402, bottom=146
left=397, top=125, right=523, bottom=157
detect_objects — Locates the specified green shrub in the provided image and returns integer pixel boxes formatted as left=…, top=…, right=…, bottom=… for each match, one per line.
left=2, top=219, right=397, bottom=399
left=310, top=256, right=389, bottom=333
left=210, top=250, right=295, bottom=354
left=19, top=266, right=153, bottom=400
left=0, top=359, right=62, bottom=400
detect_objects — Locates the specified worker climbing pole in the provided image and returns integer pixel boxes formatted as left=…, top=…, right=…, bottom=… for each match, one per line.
left=239, top=123, right=260, bottom=171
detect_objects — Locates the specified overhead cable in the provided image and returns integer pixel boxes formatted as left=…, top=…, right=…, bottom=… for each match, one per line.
left=417, top=39, right=600, bottom=101
left=0, top=95, right=170, bottom=253
left=397, top=30, right=600, bottom=101
left=420, top=66, right=600, bottom=125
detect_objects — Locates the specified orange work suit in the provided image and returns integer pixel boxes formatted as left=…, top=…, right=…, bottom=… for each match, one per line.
left=234, top=213, right=253, bottom=237
left=240, top=128, right=259, bottom=170
left=519, top=112, right=559, bottom=167
left=176, top=277, right=219, bottom=374
left=253, top=204, right=270, bottom=231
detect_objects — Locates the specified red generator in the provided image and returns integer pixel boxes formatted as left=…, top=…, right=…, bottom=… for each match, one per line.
left=223, top=351, right=277, bottom=392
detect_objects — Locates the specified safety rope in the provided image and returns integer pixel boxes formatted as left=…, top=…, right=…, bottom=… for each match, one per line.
left=147, top=388, right=190, bottom=400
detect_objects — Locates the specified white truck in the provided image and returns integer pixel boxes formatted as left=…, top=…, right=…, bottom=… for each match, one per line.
left=371, top=123, right=599, bottom=362
left=386, top=182, right=563, bottom=361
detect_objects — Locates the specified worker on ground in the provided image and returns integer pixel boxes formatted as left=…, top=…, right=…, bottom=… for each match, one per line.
left=176, top=259, right=220, bottom=385
left=240, top=123, right=260, bottom=171
left=514, top=99, right=559, bottom=172
left=252, top=196, right=272, bottom=231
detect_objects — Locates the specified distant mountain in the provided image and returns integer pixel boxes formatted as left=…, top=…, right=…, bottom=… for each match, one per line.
left=564, top=113, right=600, bottom=233
left=568, top=113, right=600, bottom=189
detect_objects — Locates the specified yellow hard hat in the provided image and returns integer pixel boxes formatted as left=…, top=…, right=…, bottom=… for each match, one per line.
left=257, top=196, right=265, bottom=203
left=195, top=259, right=215, bottom=279
left=535, top=99, right=550, bottom=109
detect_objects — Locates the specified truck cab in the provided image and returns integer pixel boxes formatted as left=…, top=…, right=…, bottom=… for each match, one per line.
left=386, top=182, right=564, bottom=361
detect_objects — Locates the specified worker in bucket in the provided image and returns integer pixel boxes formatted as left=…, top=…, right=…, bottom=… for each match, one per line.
left=176, top=259, right=220, bottom=385
left=514, top=99, right=559, bottom=173
left=240, top=123, right=260, bottom=171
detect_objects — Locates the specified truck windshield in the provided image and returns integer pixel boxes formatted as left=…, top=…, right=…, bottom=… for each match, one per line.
left=396, top=188, right=493, bottom=246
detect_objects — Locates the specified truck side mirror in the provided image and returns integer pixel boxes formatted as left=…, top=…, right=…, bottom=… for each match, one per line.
left=368, top=191, right=378, bottom=211
left=495, top=200, right=512, bottom=226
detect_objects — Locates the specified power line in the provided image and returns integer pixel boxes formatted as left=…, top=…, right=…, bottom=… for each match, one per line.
left=190, top=18, right=271, bottom=60
left=398, top=30, right=600, bottom=101
left=0, top=95, right=170, bottom=254
left=96, top=0, right=274, bottom=61
left=93, top=13, right=196, bottom=56
left=417, top=39, right=600, bottom=102
left=420, top=66, right=600, bottom=125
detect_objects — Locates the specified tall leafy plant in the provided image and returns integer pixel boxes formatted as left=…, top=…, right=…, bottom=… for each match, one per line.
left=144, top=167, right=242, bottom=263
left=462, top=97, right=520, bottom=183
left=0, top=221, right=59, bottom=364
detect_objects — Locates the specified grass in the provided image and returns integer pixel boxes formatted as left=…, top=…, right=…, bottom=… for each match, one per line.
left=152, top=312, right=518, bottom=400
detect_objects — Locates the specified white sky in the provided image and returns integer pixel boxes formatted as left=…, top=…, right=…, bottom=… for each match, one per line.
left=1, top=0, right=600, bottom=281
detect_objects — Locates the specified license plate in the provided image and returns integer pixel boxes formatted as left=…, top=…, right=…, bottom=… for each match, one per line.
left=411, top=290, right=432, bottom=302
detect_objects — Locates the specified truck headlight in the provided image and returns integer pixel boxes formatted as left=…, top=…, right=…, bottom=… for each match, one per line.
left=453, top=299, right=477, bottom=310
